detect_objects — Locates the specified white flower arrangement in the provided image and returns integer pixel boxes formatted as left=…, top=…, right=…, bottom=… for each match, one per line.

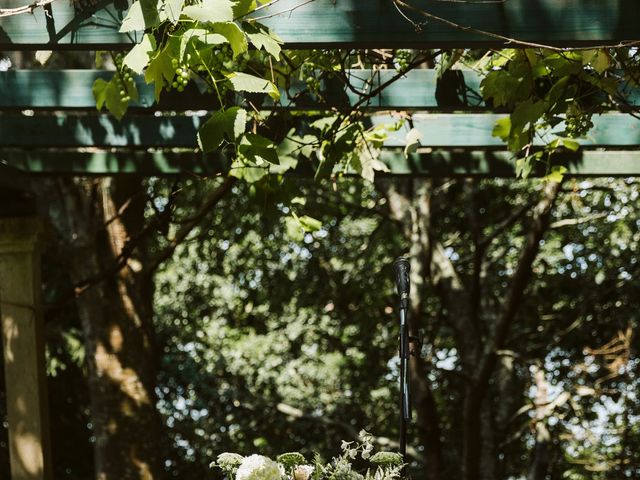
left=236, top=455, right=282, bottom=480
left=211, top=431, right=406, bottom=480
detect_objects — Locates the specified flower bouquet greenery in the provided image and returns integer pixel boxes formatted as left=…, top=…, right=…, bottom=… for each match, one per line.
left=211, top=430, right=406, bottom=480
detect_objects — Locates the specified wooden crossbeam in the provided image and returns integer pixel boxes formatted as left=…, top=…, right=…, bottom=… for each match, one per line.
left=1, top=0, right=639, bottom=50
left=1, top=70, right=639, bottom=115
left=1, top=112, right=639, bottom=148
left=2, top=148, right=639, bottom=176
left=0, top=69, right=486, bottom=111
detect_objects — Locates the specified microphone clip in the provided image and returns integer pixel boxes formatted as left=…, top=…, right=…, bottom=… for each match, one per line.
left=408, top=330, right=424, bottom=358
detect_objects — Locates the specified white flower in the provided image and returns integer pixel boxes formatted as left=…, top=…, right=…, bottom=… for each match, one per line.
left=216, top=452, right=244, bottom=469
left=293, top=464, right=314, bottom=480
left=361, top=443, right=374, bottom=460
left=236, top=455, right=282, bottom=480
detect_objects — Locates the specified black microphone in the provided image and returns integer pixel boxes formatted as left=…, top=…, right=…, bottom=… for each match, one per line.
left=393, top=257, right=410, bottom=309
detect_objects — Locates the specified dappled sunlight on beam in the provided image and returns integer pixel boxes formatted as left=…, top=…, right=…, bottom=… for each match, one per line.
left=14, top=428, right=44, bottom=476
left=2, top=311, right=18, bottom=362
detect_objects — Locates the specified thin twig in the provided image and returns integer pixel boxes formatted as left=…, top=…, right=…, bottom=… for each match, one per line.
left=0, top=0, right=55, bottom=17
left=393, top=0, right=640, bottom=51
left=251, top=0, right=317, bottom=22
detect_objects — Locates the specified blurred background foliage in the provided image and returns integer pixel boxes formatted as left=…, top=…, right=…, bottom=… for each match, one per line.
left=0, top=176, right=638, bottom=479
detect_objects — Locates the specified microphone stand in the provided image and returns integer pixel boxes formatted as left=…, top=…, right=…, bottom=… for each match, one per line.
left=399, top=304, right=410, bottom=464
left=393, top=257, right=412, bottom=475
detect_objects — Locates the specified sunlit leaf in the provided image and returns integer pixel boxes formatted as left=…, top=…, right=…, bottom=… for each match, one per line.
left=182, top=0, right=234, bottom=23
left=227, top=72, right=279, bottom=99
left=123, top=34, right=156, bottom=74
left=211, top=22, right=248, bottom=57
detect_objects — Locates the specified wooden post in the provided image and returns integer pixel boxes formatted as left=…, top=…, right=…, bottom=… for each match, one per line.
left=0, top=217, right=52, bottom=480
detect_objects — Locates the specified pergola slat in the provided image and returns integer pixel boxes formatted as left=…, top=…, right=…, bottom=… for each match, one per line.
left=1, top=0, right=639, bottom=49
left=1, top=112, right=639, bottom=148
left=0, top=69, right=486, bottom=111
left=2, top=70, right=639, bottom=112
left=2, top=149, right=639, bottom=176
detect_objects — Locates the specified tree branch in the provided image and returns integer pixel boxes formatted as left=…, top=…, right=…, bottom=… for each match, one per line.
left=549, top=212, right=608, bottom=229
left=144, top=176, right=236, bottom=275
left=476, top=180, right=563, bottom=389
left=0, top=0, right=55, bottom=17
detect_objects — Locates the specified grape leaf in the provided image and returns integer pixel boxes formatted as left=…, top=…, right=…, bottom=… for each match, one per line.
left=145, top=47, right=175, bottom=100
left=182, top=0, right=234, bottom=23
left=245, top=23, right=282, bottom=59
left=238, top=133, right=279, bottom=165
left=93, top=78, right=129, bottom=120
left=515, top=155, right=534, bottom=179
left=164, top=0, right=184, bottom=24
left=492, top=117, right=511, bottom=141
left=546, top=165, right=567, bottom=183
left=230, top=159, right=267, bottom=183
left=582, top=49, right=611, bottom=74
left=227, top=72, right=279, bottom=99
left=211, top=22, right=248, bottom=57
left=123, top=34, right=156, bottom=74
left=180, top=29, right=227, bottom=59
left=198, top=107, right=247, bottom=152
left=232, top=0, right=256, bottom=17
left=404, top=128, right=422, bottom=157
left=120, top=0, right=161, bottom=32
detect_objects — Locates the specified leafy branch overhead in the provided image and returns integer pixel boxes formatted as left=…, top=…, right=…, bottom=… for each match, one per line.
left=95, top=0, right=403, bottom=196
left=93, top=0, right=640, bottom=187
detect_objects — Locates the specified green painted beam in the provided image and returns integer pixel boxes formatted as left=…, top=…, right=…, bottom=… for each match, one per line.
left=0, top=0, right=138, bottom=49
left=2, top=148, right=639, bottom=177
left=0, top=69, right=485, bottom=111
left=1, top=112, right=639, bottom=148
left=0, top=149, right=227, bottom=175
left=2, top=69, right=638, bottom=112
left=1, top=0, right=639, bottom=49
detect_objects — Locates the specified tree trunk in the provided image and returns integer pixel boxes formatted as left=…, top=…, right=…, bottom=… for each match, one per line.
left=382, top=178, right=443, bottom=480
left=41, top=178, right=165, bottom=480
left=381, top=179, right=562, bottom=480
left=528, top=365, right=550, bottom=480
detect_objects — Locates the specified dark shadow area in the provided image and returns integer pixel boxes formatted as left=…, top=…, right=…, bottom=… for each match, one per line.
left=0, top=341, right=10, bottom=480
left=256, top=0, right=636, bottom=48
left=41, top=251, right=95, bottom=480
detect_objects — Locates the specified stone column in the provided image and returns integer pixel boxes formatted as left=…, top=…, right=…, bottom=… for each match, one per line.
left=0, top=217, right=52, bottom=480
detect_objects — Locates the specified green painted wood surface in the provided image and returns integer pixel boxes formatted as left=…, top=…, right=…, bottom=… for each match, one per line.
left=1, top=112, right=639, bottom=148
left=2, top=69, right=639, bottom=111
left=2, top=148, right=639, bottom=176
left=0, top=0, right=138, bottom=49
left=0, top=69, right=485, bottom=110
left=1, top=0, right=639, bottom=49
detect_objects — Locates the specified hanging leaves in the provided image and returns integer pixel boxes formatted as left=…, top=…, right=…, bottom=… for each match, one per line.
left=198, top=107, right=247, bottom=152
left=182, top=0, right=234, bottom=23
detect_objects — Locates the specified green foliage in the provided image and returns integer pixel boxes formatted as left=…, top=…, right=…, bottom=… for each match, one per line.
left=80, top=7, right=640, bottom=479
left=477, top=48, right=631, bottom=180
left=94, top=0, right=294, bottom=174
left=276, top=452, right=306, bottom=469
left=93, top=53, right=139, bottom=120
left=212, top=432, right=404, bottom=479
left=94, top=2, right=413, bottom=184
left=37, top=174, right=640, bottom=479
left=144, top=176, right=640, bottom=479
left=198, top=106, right=247, bottom=151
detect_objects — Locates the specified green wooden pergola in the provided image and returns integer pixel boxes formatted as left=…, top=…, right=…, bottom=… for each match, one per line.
left=1, top=1, right=639, bottom=478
